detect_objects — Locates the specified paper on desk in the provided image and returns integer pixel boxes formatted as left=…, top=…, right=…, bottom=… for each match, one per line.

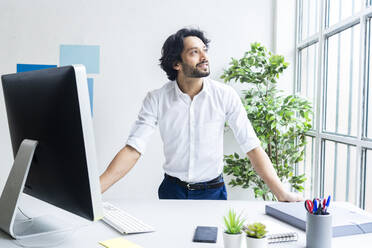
left=99, top=237, right=143, bottom=248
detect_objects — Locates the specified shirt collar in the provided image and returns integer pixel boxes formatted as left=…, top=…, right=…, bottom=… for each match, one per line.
left=173, top=78, right=211, bottom=100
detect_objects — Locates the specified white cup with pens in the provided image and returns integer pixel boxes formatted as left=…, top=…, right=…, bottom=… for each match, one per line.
left=305, top=195, right=332, bottom=248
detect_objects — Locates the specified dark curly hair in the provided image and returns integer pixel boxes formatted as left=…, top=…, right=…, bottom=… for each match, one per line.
left=159, top=28, right=210, bottom=81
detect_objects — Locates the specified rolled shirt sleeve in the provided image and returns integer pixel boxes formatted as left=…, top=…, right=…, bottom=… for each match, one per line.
left=126, top=91, right=158, bottom=155
left=226, top=88, right=261, bottom=153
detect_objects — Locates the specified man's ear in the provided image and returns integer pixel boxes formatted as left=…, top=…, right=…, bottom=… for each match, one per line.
left=173, top=61, right=181, bottom=71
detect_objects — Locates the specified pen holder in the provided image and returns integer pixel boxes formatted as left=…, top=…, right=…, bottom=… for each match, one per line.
left=306, top=212, right=332, bottom=248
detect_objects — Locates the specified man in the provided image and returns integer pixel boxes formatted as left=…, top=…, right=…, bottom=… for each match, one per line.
left=100, top=28, right=302, bottom=202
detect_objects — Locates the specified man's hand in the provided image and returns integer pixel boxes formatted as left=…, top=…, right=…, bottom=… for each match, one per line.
left=277, top=191, right=304, bottom=202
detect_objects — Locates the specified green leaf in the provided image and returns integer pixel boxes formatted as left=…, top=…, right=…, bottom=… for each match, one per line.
left=223, top=209, right=245, bottom=234
left=234, top=152, right=240, bottom=159
left=221, top=42, right=312, bottom=201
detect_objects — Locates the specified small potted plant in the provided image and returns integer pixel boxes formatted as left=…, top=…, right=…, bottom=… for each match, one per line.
left=223, top=209, right=245, bottom=248
left=244, top=222, right=268, bottom=248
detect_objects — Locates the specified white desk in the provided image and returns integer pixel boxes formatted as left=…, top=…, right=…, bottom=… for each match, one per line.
left=1, top=197, right=372, bottom=247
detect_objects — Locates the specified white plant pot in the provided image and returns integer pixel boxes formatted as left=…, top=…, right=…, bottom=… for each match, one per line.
left=223, top=232, right=243, bottom=248
left=245, top=236, right=267, bottom=248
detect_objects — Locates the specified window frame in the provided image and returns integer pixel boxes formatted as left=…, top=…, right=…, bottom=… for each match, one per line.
left=295, top=0, right=372, bottom=209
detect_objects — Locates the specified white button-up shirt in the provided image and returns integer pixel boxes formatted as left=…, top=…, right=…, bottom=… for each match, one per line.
left=126, top=78, right=260, bottom=183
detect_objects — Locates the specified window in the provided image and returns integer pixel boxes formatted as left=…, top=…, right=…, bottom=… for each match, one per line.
left=297, top=136, right=316, bottom=199
left=323, top=141, right=357, bottom=205
left=299, top=44, right=318, bottom=128
left=300, top=0, right=320, bottom=41
left=296, top=0, right=372, bottom=211
left=324, top=25, right=359, bottom=136
left=328, top=0, right=363, bottom=27
left=366, top=19, right=372, bottom=139
left=365, top=149, right=372, bottom=212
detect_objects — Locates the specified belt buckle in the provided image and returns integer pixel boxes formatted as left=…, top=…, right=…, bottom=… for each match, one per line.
left=186, top=183, right=195, bottom=191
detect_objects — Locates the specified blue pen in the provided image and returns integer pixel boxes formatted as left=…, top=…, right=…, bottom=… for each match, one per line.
left=313, top=199, right=318, bottom=215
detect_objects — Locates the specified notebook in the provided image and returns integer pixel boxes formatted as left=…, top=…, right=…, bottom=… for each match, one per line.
left=265, top=201, right=372, bottom=237
left=257, top=220, right=298, bottom=243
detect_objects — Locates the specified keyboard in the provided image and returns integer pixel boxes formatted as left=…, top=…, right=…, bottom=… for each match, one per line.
left=102, top=201, right=155, bottom=234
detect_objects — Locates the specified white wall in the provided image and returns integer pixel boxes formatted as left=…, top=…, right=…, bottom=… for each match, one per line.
left=274, top=0, right=297, bottom=94
left=0, top=0, right=275, bottom=201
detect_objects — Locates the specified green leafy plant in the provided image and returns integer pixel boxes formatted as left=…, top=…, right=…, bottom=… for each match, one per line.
left=221, top=42, right=312, bottom=200
left=223, top=209, right=245, bottom=234
left=244, top=222, right=267, bottom=239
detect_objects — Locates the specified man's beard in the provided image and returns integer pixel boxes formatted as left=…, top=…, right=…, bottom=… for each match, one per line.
left=181, top=61, right=210, bottom=78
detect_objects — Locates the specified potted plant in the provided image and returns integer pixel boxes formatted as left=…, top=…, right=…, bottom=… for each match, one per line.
left=244, top=222, right=268, bottom=248
left=223, top=209, right=245, bottom=248
left=221, top=42, right=312, bottom=200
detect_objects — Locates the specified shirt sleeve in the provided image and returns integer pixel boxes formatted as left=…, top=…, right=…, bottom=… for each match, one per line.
left=226, top=88, right=261, bottom=153
left=126, top=92, right=158, bottom=155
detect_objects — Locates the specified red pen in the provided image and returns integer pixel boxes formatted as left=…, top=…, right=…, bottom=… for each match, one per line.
left=305, top=200, right=313, bottom=214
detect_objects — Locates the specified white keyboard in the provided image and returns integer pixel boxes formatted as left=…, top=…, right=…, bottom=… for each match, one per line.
left=102, top=202, right=155, bottom=234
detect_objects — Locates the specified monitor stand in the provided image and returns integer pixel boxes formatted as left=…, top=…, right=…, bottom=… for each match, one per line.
left=0, top=139, right=72, bottom=239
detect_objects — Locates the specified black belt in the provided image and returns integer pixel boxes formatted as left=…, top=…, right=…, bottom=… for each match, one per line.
left=165, top=174, right=224, bottom=191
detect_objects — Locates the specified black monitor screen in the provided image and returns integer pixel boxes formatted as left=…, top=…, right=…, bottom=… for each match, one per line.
left=2, top=66, right=95, bottom=220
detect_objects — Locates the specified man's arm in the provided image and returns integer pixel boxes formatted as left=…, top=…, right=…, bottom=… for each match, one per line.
left=247, top=146, right=303, bottom=202
left=100, top=145, right=141, bottom=193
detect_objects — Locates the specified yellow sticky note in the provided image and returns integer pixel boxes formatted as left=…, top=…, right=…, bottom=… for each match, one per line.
left=99, top=237, right=143, bottom=248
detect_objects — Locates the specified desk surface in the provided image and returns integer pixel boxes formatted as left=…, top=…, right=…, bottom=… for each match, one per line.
left=1, top=198, right=372, bottom=248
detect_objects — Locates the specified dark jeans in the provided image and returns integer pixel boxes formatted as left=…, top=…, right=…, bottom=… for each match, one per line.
left=158, top=174, right=227, bottom=200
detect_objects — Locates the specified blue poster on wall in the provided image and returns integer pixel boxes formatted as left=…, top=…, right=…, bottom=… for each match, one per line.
left=17, top=64, right=56, bottom=73
left=59, top=45, right=100, bottom=74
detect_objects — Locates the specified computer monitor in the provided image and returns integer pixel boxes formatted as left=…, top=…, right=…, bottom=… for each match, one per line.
left=0, top=65, right=103, bottom=239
